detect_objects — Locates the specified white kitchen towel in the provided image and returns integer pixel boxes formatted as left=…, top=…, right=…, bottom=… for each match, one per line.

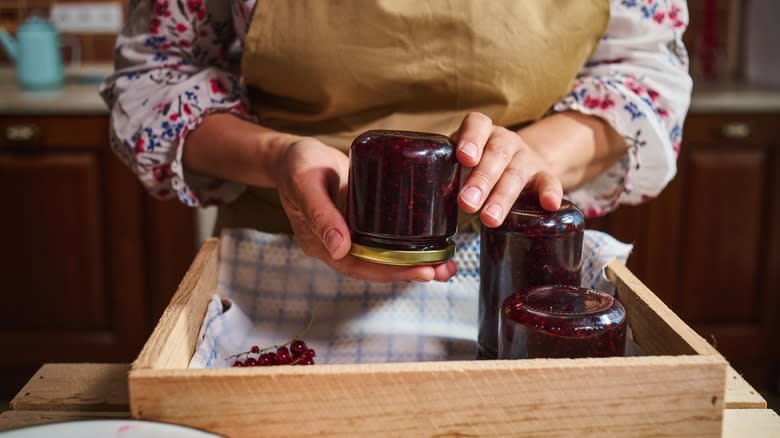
left=189, top=229, right=633, bottom=368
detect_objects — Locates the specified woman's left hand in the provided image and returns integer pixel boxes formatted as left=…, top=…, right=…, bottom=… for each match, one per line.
left=452, top=112, right=564, bottom=227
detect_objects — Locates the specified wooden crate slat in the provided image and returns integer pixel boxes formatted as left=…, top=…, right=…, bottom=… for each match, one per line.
left=9, top=363, right=130, bottom=412
left=133, top=239, right=218, bottom=370
left=725, top=365, right=767, bottom=409
left=126, top=238, right=730, bottom=437
left=606, top=260, right=721, bottom=357
left=722, top=409, right=780, bottom=437
left=130, top=355, right=725, bottom=437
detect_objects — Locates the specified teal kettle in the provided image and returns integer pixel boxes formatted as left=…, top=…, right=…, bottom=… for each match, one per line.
left=0, top=16, right=65, bottom=90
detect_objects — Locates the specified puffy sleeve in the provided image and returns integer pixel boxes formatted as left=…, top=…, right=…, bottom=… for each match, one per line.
left=552, top=0, right=692, bottom=217
left=99, top=0, right=254, bottom=206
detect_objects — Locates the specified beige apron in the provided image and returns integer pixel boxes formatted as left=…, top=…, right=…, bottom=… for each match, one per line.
left=217, top=0, right=609, bottom=234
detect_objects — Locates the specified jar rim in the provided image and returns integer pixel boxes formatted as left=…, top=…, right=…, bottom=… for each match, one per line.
left=353, top=129, right=454, bottom=146
left=521, top=286, right=616, bottom=317
left=350, top=241, right=455, bottom=266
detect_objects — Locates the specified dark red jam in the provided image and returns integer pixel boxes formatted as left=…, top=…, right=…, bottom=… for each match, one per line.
left=499, top=285, right=626, bottom=359
left=478, top=191, right=584, bottom=359
left=347, top=130, right=460, bottom=264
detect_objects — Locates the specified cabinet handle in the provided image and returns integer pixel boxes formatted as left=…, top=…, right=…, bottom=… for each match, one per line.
left=4, top=124, right=41, bottom=142
left=720, top=122, right=751, bottom=139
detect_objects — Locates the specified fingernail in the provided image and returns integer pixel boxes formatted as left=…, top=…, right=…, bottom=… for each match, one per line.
left=459, top=142, right=478, bottom=159
left=325, top=228, right=344, bottom=255
left=461, top=186, right=482, bottom=207
left=484, top=204, right=503, bottom=222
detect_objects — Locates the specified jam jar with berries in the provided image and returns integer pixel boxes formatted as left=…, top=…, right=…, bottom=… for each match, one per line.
left=477, top=191, right=584, bottom=359
left=347, top=130, right=461, bottom=265
left=499, top=285, right=626, bottom=359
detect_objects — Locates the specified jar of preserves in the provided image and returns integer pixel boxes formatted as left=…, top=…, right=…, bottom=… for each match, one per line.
left=498, top=285, right=627, bottom=359
left=347, top=130, right=460, bottom=265
left=478, top=192, right=584, bottom=359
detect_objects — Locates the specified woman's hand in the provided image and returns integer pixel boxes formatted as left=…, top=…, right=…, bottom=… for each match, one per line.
left=275, top=137, right=457, bottom=283
left=453, top=112, right=564, bottom=227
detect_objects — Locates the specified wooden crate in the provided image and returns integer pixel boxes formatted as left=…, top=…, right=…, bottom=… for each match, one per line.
left=128, top=238, right=729, bottom=437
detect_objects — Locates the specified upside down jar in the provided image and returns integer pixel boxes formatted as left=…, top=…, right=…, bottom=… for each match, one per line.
left=346, top=130, right=461, bottom=265
left=498, top=285, right=627, bottom=359
left=478, top=191, right=585, bottom=359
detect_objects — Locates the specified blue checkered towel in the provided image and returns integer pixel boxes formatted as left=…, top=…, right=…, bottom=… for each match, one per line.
left=189, top=229, right=632, bottom=368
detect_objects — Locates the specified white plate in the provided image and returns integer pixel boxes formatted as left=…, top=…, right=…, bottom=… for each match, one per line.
left=0, top=419, right=222, bottom=437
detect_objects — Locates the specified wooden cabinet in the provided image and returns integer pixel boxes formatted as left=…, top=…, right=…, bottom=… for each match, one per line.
left=590, top=113, right=780, bottom=392
left=0, top=115, right=196, bottom=398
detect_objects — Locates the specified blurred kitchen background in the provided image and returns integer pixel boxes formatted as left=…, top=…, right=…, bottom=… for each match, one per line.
left=0, top=0, right=778, bottom=410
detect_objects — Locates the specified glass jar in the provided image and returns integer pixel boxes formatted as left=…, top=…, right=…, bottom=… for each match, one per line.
left=477, top=191, right=584, bottom=359
left=347, top=130, right=460, bottom=265
left=498, top=285, right=627, bottom=359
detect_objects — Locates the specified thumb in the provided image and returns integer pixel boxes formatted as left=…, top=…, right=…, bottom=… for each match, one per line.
left=295, top=168, right=352, bottom=260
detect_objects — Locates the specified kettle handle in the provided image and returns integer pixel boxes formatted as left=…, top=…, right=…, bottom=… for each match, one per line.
left=0, top=26, right=18, bottom=61
left=60, top=35, right=81, bottom=68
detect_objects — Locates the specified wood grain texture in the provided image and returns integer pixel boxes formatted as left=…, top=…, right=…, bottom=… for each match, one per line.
left=144, top=197, right=197, bottom=333
left=722, top=409, right=780, bottom=437
left=0, top=153, right=104, bottom=331
left=130, top=356, right=725, bottom=438
left=725, top=366, right=767, bottom=409
left=589, top=113, right=780, bottom=391
left=10, top=364, right=130, bottom=412
left=0, top=116, right=110, bottom=149
left=132, top=239, right=219, bottom=370
left=0, top=114, right=197, bottom=400
left=128, top=241, right=730, bottom=437
left=605, top=260, right=721, bottom=357
left=0, top=411, right=130, bottom=432
left=681, top=147, right=765, bottom=323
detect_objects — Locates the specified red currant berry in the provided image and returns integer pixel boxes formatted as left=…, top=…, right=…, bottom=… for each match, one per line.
left=258, top=353, right=273, bottom=366
left=245, top=357, right=258, bottom=366
left=232, top=360, right=243, bottom=367
left=275, top=351, right=292, bottom=365
left=290, top=340, right=307, bottom=355
left=304, top=348, right=316, bottom=359
left=250, top=345, right=260, bottom=354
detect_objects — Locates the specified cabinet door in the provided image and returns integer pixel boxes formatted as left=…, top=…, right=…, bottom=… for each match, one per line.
left=0, top=153, right=105, bottom=331
left=0, top=149, right=146, bottom=360
left=592, top=113, right=780, bottom=390
left=675, top=114, right=780, bottom=389
left=0, top=115, right=196, bottom=398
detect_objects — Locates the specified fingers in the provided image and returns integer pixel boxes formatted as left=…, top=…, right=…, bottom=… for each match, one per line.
left=453, top=112, right=493, bottom=167
left=529, top=171, right=564, bottom=212
left=286, top=167, right=352, bottom=260
left=433, top=260, right=458, bottom=282
left=334, top=257, right=438, bottom=283
left=456, top=120, right=565, bottom=227
left=458, top=127, right=519, bottom=215
left=478, top=156, right=530, bottom=227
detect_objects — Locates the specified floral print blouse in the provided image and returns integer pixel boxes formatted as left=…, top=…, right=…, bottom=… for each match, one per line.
left=100, top=0, right=692, bottom=217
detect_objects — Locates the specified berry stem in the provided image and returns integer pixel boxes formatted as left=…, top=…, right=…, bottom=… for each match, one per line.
left=225, top=311, right=317, bottom=361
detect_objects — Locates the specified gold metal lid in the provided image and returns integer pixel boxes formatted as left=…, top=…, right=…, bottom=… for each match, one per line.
left=350, top=241, right=455, bottom=266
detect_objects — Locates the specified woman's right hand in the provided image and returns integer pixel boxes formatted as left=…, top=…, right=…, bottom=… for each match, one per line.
left=275, top=137, right=457, bottom=283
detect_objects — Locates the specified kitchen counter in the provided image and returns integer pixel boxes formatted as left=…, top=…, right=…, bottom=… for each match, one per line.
left=691, top=82, right=780, bottom=113
left=2, top=64, right=780, bottom=116
left=0, top=64, right=111, bottom=115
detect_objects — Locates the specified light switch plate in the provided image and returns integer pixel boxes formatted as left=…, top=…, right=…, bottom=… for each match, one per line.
left=50, top=2, right=123, bottom=34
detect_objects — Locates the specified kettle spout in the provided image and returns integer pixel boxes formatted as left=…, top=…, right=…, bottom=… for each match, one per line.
left=0, top=28, right=18, bottom=61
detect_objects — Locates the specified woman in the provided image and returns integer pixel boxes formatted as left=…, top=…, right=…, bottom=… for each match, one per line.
left=101, top=0, right=691, bottom=283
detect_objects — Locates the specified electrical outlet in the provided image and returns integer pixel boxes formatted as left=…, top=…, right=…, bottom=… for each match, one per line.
left=50, top=2, right=123, bottom=34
